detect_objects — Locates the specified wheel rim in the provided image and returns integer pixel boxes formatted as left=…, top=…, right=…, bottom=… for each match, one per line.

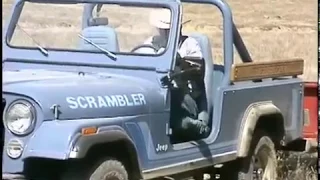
left=251, top=144, right=276, bottom=180
left=253, top=156, right=264, bottom=180
left=105, top=178, right=119, bottom=180
left=103, top=171, right=122, bottom=180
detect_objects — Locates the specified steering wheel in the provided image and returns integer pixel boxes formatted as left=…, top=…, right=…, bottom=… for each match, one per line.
left=176, top=55, right=203, bottom=68
left=184, top=59, right=202, bottom=67
left=130, top=44, right=158, bottom=53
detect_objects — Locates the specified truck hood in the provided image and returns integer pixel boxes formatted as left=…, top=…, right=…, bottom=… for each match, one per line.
left=3, top=69, right=166, bottom=120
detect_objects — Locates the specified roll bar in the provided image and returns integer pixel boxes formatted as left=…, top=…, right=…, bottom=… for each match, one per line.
left=181, top=0, right=252, bottom=86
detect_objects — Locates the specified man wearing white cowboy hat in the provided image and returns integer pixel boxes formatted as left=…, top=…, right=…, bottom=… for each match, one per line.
left=143, top=8, right=203, bottom=58
left=143, top=8, right=210, bottom=139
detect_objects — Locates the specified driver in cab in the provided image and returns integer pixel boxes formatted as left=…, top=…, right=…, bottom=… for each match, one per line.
left=138, top=8, right=211, bottom=139
left=139, top=8, right=202, bottom=58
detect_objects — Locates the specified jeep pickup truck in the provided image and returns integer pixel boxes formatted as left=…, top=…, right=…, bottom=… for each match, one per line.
left=2, top=0, right=310, bottom=179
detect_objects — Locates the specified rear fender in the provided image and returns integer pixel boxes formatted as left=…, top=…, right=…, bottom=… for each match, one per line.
left=237, top=101, right=284, bottom=157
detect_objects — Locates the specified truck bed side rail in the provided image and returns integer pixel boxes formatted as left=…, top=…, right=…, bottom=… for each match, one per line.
left=230, top=58, right=304, bottom=82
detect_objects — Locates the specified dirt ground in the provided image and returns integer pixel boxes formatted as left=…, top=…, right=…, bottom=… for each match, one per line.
left=2, top=0, right=317, bottom=82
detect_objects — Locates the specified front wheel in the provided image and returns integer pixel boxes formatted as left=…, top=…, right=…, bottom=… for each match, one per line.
left=61, top=158, right=129, bottom=180
left=238, top=135, right=278, bottom=180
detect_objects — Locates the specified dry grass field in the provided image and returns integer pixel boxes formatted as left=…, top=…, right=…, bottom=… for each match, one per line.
left=2, top=0, right=318, bottom=82
left=2, top=0, right=318, bottom=179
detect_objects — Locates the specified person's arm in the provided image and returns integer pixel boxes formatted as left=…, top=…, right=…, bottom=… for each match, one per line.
left=178, top=38, right=203, bottom=58
left=134, top=36, right=157, bottom=54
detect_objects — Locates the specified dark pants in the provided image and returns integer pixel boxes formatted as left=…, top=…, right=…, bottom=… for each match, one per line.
left=171, top=91, right=210, bottom=142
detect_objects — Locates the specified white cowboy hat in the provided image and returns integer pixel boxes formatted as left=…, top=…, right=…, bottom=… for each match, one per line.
left=149, top=9, right=171, bottom=29
left=149, top=9, right=191, bottom=29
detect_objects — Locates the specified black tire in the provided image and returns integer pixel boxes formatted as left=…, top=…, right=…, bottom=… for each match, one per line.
left=238, top=134, right=278, bottom=180
left=61, top=158, right=129, bottom=180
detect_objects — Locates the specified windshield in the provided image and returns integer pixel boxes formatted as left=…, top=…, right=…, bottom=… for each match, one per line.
left=8, top=1, right=172, bottom=56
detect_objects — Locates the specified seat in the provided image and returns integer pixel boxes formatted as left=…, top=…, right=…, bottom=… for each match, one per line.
left=88, top=17, right=109, bottom=27
left=79, top=17, right=120, bottom=52
left=188, top=33, right=225, bottom=123
left=188, top=33, right=213, bottom=123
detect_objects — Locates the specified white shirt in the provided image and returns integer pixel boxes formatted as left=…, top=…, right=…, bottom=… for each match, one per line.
left=177, top=37, right=203, bottom=59
left=136, top=36, right=203, bottom=59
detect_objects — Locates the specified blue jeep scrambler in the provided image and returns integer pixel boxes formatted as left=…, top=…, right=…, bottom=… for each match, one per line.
left=2, top=0, right=308, bottom=179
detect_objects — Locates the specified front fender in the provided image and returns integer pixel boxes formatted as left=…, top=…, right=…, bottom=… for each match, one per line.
left=69, top=126, right=135, bottom=159
left=23, top=117, right=134, bottom=160
left=23, top=120, right=80, bottom=160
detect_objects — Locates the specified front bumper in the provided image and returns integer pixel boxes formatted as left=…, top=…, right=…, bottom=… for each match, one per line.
left=2, top=174, right=25, bottom=180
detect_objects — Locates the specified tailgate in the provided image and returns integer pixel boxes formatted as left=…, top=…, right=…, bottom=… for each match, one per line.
left=303, top=82, right=318, bottom=139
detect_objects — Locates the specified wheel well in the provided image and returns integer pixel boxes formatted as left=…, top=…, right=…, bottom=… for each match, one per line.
left=84, top=140, right=142, bottom=179
left=23, top=140, right=142, bottom=179
left=255, top=113, right=285, bottom=148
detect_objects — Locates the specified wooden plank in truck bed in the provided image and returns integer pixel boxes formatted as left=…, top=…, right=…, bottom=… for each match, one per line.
left=230, top=58, right=304, bottom=82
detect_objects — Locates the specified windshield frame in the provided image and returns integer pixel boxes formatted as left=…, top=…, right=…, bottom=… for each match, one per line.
left=3, top=0, right=181, bottom=72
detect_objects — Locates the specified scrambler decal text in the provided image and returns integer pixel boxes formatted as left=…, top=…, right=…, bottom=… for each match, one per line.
left=66, top=93, right=146, bottom=109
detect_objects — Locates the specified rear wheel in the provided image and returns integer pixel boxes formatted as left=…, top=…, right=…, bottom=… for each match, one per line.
left=221, top=133, right=278, bottom=180
left=238, top=135, right=277, bottom=180
left=61, top=158, right=129, bottom=180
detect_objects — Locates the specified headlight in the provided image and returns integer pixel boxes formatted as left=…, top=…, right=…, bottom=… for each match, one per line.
left=4, top=100, right=36, bottom=135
